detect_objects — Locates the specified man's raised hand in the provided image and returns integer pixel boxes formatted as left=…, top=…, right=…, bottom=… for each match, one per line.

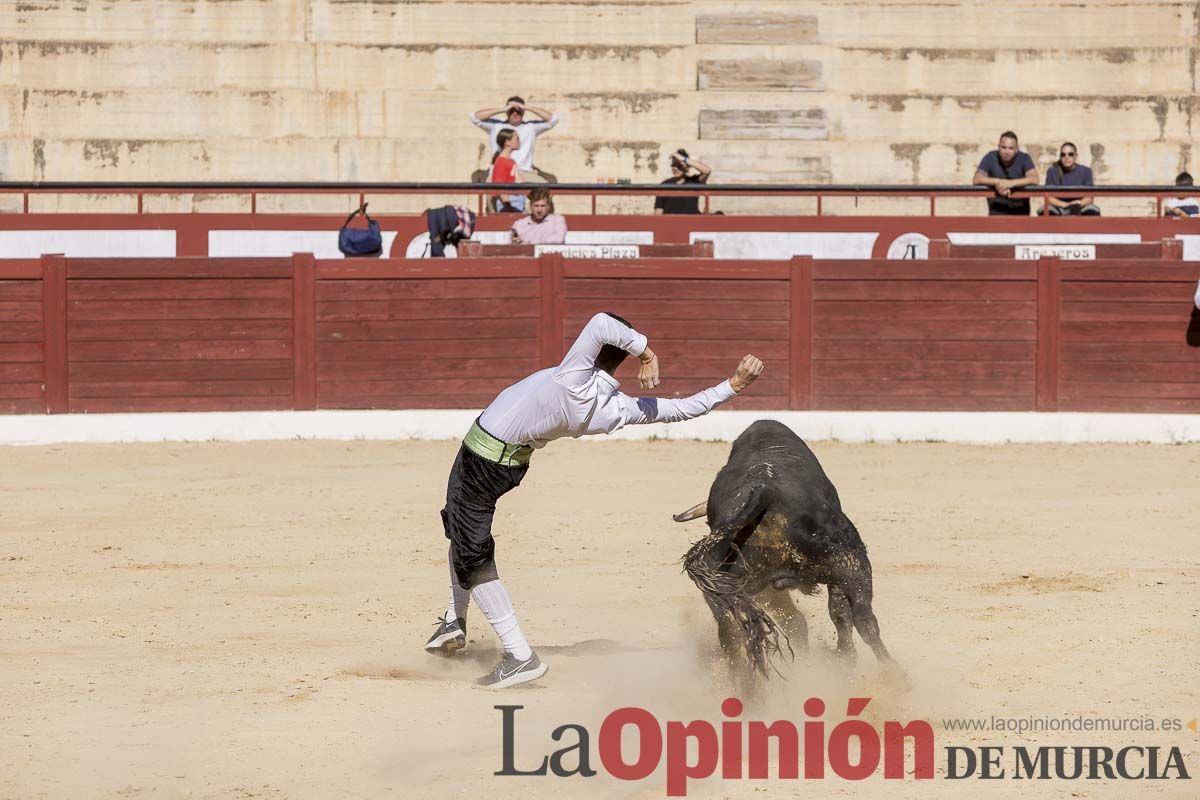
left=730, top=354, right=764, bottom=393
left=638, top=347, right=660, bottom=390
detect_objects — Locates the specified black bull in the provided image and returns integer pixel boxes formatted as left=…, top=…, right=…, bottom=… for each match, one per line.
left=675, top=420, right=900, bottom=677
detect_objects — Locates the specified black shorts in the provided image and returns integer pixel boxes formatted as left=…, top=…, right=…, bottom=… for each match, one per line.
left=441, top=444, right=529, bottom=590
left=988, top=199, right=1030, bottom=216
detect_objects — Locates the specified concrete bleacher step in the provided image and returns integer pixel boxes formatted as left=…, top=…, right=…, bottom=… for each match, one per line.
left=7, top=40, right=1188, bottom=99
left=843, top=95, right=1193, bottom=145
left=8, top=85, right=1188, bottom=155
left=697, top=59, right=824, bottom=91
left=1, top=0, right=1196, bottom=193
left=0, top=41, right=316, bottom=90
left=825, top=47, right=1195, bottom=96
left=317, top=44, right=697, bottom=93
left=696, top=13, right=819, bottom=45
left=8, top=0, right=1192, bottom=51
left=813, top=0, right=1196, bottom=49
left=0, top=0, right=695, bottom=46
left=699, top=109, right=829, bottom=141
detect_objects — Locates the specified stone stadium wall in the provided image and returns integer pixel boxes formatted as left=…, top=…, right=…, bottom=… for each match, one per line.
left=1, top=0, right=1197, bottom=213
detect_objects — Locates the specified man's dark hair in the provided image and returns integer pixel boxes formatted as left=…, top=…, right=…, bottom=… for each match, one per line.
left=595, top=312, right=634, bottom=375
left=999, top=130, right=1019, bottom=144
left=1176, top=171, right=1194, bottom=187
left=506, top=95, right=525, bottom=107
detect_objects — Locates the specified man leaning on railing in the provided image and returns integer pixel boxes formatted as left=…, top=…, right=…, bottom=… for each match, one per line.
left=973, top=130, right=1039, bottom=216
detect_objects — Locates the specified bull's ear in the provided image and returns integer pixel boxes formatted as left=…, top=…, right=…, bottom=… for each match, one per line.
left=672, top=501, right=707, bottom=523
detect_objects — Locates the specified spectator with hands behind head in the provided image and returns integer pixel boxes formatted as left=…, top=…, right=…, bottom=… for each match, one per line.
left=470, top=96, right=559, bottom=183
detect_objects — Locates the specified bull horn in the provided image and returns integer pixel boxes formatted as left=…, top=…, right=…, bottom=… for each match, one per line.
left=672, top=501, right=707, bottom=523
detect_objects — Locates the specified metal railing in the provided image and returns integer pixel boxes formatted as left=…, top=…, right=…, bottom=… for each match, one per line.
left=1, top=181, right=1195, bottom=217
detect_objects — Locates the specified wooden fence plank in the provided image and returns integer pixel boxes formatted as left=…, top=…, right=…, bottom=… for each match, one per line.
left=318, top=298, right=541, bottom=322
left=816, top=280, right=1037, bottom=302
left=814, top=261, right=1035, bottom=281
left=816, top=300, right=1036, bottom=321
left=69, top=360, right=292, bottom=382
left=1061, top=301, right=1196, bottom=322
left=68, top=260, right=292, bottom=279
left=70, top=339, right=291, bottom=361
left=319, top=318, right=535, bottom=342
left=567, top=278, right=787, bottom=301
left=814, top=340, right=1035, bottom=361
left=318, top=278, right=538, bottom=301
left=1036, top=259, right=1061, bottom=412
left=68, top=298, right=293, bottom=321
left=71, top=380, right=293, bottom=399
left=815, top=319, right=1035, bottom=341
left=69, top=279, right=291, bottom=301
left=318, top=339, right=537, bottom=361
left=42, top=255, right=67, bottom=413
left=1061, top=281, right=1197, bottom=302
left=813, top=394, right=1033, bottom=411
left=292, top=253, right=316, bottom=410
left=789, top=257, right=813, bottom=409
left=71, top=395, right=292, bottom=413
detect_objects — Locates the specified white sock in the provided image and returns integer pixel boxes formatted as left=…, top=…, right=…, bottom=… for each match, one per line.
left=470, top=579, right=533, bottom=661
left=446, top=549, right=470, bottom=624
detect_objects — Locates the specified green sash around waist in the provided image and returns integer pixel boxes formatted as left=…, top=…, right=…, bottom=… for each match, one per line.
left=463, top=421, right=533, bottom=466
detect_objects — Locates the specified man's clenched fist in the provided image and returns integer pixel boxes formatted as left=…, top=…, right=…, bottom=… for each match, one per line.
left=729, top=354, right=764, bottom=393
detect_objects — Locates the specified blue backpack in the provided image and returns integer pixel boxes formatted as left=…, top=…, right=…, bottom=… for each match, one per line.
left=338, top=204, right=383, bottom=258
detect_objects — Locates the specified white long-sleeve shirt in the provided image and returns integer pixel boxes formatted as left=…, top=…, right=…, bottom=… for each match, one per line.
left=469, top=113, right=560, bottom=172
left=478, top=313, right=737, bottom=448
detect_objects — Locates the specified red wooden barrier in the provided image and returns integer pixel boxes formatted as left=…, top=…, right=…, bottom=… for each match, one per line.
left=538, top=253, right=564, bottom=366
left=789, top=257, right=814, bottom=409
left=560, top=260, right=792, bottom=410
left=457, top=242, right=715, bottom=258
left=1057, top=262, right=1200, bottom=412
left=1036, top=259, right=1061, bottom=411
left=292, top=253, right=316, bottom=410
left=313, top=259, right=541, bottom=409
left=41, top=255, right=67, bottom=414
left=811, top=260, right=1039, bottom=411
left=0, top=260, right=46, bottom=414
left=64, top=259, right=294, bottom=413
left=930, top=239, right=1183, bottom=261
left=2, top=255, right=1197, bottom=415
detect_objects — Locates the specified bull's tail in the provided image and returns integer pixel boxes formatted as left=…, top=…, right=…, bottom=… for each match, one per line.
left=683, top=523, right=793, bottom=677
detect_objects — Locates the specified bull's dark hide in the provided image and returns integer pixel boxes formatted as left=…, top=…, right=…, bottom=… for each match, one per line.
left=680, top=419, right=899, bottom=679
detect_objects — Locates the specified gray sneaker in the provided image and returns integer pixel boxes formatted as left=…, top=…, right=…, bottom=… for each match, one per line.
left=474, top=650, right=548, bottom=689
left=424, top=616, right=466, bottom=656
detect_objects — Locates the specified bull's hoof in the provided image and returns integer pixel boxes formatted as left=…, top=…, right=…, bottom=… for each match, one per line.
left=831, top=647, right=858, bottom=668
left=880, top=663, right=912, bottom=693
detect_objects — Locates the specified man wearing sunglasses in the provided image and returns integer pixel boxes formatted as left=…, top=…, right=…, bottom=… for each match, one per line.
left=470, top=96, right=560, bottom=183
left=1044, top=143, right=1100, bottom=216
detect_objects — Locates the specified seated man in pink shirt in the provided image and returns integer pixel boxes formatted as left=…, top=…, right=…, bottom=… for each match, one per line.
left=510, top=187, right=567, bottom=245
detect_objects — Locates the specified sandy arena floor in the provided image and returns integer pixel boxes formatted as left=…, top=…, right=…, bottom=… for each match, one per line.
left=1, top=438, right=1198, bottom=799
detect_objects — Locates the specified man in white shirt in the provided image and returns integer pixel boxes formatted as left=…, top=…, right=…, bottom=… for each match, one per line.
left=470, top=96, right=559, bottom=183
left=425, top=312, right=764, bottom=688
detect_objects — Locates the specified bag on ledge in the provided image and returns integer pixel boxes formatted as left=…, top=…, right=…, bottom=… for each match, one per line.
left=338, top=203, right=383, bottom=258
